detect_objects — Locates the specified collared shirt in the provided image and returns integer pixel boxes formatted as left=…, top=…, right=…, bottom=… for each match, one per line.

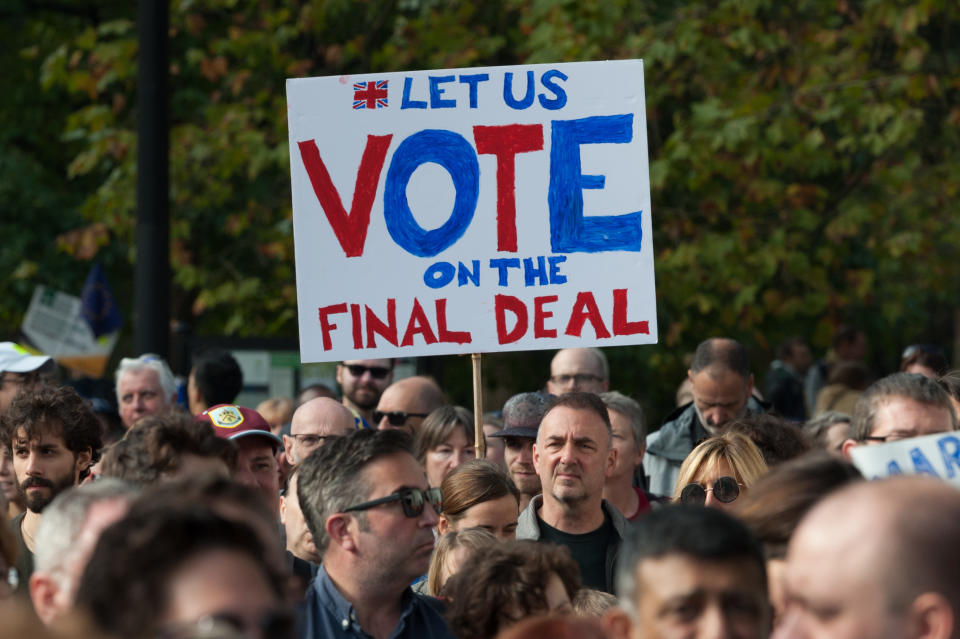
left=298, top=565, right=454, bottom=639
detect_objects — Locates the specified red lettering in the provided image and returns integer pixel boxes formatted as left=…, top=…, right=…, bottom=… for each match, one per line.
left=435, top=299, right=472, bottom=344
left=473, top=124, right=544, bottom=252
left=400, top=298, right=438, bottom=347
left=494, top=294, right=528, bottom=344
left=533, top=295, right=558, bottom=338
left=318, top=303, right=348, bottom=351
left=297, top=135, right=392, bottom=257
left=612, top=289, right=649, bottom=335
left=564, top=292, right=611, bottom=338
left=365, top=299, right=398, bottom=348
left=350, top=304, right=363, bottom=349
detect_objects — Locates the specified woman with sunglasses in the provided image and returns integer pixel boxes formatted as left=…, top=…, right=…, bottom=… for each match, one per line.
left=673, top=432, right=768, bottom=511
left=415, top=406, right=477, bottom=488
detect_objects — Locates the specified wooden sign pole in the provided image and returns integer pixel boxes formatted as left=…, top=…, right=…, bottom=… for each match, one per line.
left=471, top=352, right=486, bottom=459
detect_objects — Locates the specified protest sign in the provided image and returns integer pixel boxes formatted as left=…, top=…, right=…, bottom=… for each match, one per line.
left=287, top=60, right=656, bottom=362
left=850, top=431, right=960, bottom=489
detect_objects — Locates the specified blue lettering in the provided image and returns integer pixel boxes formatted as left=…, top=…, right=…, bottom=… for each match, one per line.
left=489, top=258, right=521, bottom=286
left=548, top=115, right=643, bottom=253
left=910, top=447, right=940, bottom=478
left=886, top=460, right=903, bottom=475
left=523, top=256, right=548, bottom=287
left=458, top=260, right=481, bottom=287
left=384, top=130, right=479, bottom=257
left=459, top=73, right=489, bottom=108
left=937, top=435, right=960, bottom=478
left=548, top=255, right=568, bottom=284
left=424, top=262, right=455, bottom=289
left=401, top=77, right=427, bottom=109
left=503, top=71, right=535, bottom=110
left=429, top=75, right=457, bottom=109
left=538, top=69, right=568, bottom=110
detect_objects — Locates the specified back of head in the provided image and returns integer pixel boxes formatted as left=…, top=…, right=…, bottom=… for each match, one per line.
left=673, top=431, right=768, bottom=500
left=1, top=384, right=103, bottom=467
left=190, top=348, right=243, bottom=407
left=851, top=372, right=957, bottom=441
left=803, top=411, right=851, bottom=450
left=616, top=505, right=766, bottom=611
left=495, top=615, right=607, bottom=639
left=441, top=459, right=520, bottom=521
left=725, top=414, right=809, bottom=466
left=690, top=337, right=751, bottom=378
left=297, top=429, right=414, bottom=554
left=427, top=527, right=498, bottom=596
left=735, top=451, right=862, bottom=559
left=415, top=405, right=473, bottom=461
left=75, top=504, right=283, bottom=638
left=445, top=540, right=581, bottom=639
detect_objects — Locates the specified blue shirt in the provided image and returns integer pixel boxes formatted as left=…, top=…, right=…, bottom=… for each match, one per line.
left=298, top=565, right=454, bottom=639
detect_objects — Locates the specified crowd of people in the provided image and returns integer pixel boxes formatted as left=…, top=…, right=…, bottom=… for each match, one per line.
left=0, top=336, right=958, bottom=639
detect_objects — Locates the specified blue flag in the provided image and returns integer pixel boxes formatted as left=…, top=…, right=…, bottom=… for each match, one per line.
left=81, top=262, right=123, bottom=338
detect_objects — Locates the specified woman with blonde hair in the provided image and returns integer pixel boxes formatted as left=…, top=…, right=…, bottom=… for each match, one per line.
left=673, top=431, right=767, bottom=510
left=426, top=527, right=498, bottom=597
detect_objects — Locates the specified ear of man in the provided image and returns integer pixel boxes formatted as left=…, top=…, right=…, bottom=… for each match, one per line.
left=29, top=573, right=60, bottom=626
left=601, top=607, right=633, bottom=639
left=907, top=592, right=954, bottom=639
left=326, top=513, right=358, bottom=553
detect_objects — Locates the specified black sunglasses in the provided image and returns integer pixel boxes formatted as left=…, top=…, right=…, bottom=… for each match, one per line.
left=373, top=410, right=429, bottom=426
left=343, top=487, right=443, bottom=518
left=344, top=364, right=392, bottom=379
left=679, top=476, right=742, bottom=505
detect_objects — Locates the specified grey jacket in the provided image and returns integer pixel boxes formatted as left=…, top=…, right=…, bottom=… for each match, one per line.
left=516, top=495, right=628, bottom=593
left=643, top=397, right=766, bottom=496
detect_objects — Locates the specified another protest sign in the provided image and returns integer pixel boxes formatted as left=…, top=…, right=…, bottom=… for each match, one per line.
left=287, top=60, right=657, bottom=363
left=850, top=431, right=960, bottom=489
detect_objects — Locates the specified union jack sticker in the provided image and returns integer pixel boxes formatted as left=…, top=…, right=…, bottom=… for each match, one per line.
left=353, top=80, right=388, bottom=109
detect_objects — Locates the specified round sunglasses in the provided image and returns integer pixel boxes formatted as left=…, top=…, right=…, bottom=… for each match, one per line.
left=679, top=476, right=743, bottom=505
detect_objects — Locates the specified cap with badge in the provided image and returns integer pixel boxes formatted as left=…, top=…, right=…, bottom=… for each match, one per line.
left=196, top=404, right=283, bottom=450
left=489, top=391, right=557, bottom=440
left=0, top=342, right=54, bottom=374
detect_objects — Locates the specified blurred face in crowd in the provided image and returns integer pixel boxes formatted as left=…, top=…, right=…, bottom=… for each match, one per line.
left=865, top=397, right=953, bottom=444
left=627, top=553, right=770, bottom=639
left=284, top=398, right=355, bottom=466
left=438, top=494, right=519, bottom=541
left=547, top=349, right=608, bottom=395
left=424, top=426, right=476, bottom=488
left=13, top=425, right=89, bottom=513
left=0, top=446, right=20, bottom=506
left=689, top=367, right=752, bottom=430
left=117, top=368, right=170, bottom=429
left=483, top=423, right=506, bottom=467
left=607, top=409, right=643, bottom=483
left=337, top=359, right=393, bottom=411
left=0, top=372, right=31, bottom=413
left=346, top=452, right=439, bottom=584
left=156, top=550, right=287, bottom=639
left=280, top=471, right=318, bottom=563
left=503, top=436, right=540, bottom=498
left=534, top=406, right=615, bottom=508
left=233, top=437, right=280, bottom=517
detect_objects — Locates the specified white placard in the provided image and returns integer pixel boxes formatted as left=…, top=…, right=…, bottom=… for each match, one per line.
left=287, top=60, right=657, bottom=362
left=850, top=431, right=960, bottom=489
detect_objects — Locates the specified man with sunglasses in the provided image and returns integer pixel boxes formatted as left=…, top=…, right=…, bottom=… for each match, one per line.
left=297, top=429, right=454, bottom=639
left=840, top=372, right=957, bottom=460
left=336, top=359, right=394, bottom=429
left=375, top=376, right=446, bottom=435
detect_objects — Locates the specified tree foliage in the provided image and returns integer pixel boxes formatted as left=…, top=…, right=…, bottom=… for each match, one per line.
left=4, top=0, right=959, bottom=417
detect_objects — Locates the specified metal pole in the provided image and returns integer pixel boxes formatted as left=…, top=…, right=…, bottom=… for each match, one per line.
left=135, top=0, right=169, bottom=357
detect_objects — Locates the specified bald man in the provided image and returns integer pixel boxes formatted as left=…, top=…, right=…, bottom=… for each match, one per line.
left=775, top=476, right=960, bottom=639
left=546, top=348, right=609, bottom=395
left=283, top=398, right=356, bottom=465
left=374, top=376, right=446, bottom=435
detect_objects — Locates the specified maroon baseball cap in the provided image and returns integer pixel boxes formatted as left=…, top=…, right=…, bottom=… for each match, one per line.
left=196, top=404, right=282, bottom=450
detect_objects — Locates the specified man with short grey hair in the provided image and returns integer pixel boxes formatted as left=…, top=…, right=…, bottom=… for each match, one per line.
left=29, top=479, right=139, bottom=625
left=600, top=391, right=656, bottom=521
left=296, top=429, right=453, bottom=639
left=114, top=353, right=178, bottom=429
left=547, top=348, right=609, bottom=395
left=841, top=372, right=957, bottom=460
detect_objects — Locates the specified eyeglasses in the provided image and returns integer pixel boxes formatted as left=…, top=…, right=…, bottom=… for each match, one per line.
left=679, top=476, right=743, bottom=505
left=343, top=486, right=443, bottom=518
left=862, top=432, right=917, bottom=443
left=373, top=410, right=429, bottom=426
left=343, top=364, right=392, bottom=379
left=549, top=373, right=603, bottom=386
left=157, top=610, right=295, bottom=639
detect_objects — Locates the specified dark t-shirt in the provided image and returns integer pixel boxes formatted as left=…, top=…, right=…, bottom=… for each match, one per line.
left=537, top=511, right=615, bottom=592
left=9, top=512, right=34, bottom=588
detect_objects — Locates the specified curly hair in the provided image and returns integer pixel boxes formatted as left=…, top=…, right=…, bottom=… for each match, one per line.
left=1, top=385, right=102, bottom=466
left=444, top=540, right=581, bottom=639
left=74, top=505, right=285, bottom=638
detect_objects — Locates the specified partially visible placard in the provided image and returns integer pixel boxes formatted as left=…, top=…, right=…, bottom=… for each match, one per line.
left=850, top=431, right=960, bottom=489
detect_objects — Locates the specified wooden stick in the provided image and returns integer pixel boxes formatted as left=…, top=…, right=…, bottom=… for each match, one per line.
left=471, top=352, right=486, bottom=459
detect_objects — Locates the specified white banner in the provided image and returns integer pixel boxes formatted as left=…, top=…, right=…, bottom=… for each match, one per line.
left=850, top=431, right=960, bottom=489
